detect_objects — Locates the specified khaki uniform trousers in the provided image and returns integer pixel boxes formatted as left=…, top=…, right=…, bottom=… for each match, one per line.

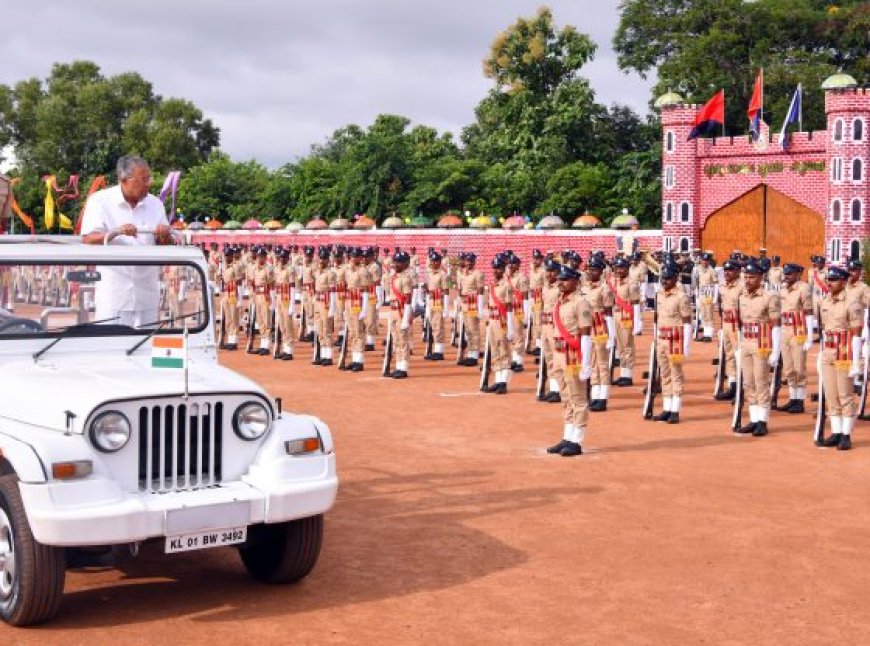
left=488, top=318, right=510, bottom=372
left=821, top=348, right=856, bottom=417
left=589, top=338, right=609, bottom=387
left=541, top=322, right=562, bottom=390
left=314, top=299, right=333, bottom=346
left=615, top=317, right=635, bottom=370
left=303, top=289, right=315, bottom=331
left=554, top=353, right=588, bottom=429
left=345, top=302, right=365, bottom=353
left=365, top=293, right=379, bottom=338
left=723, top=328, right=738, bottom=382
left=700, top=300, right=714, bottom=327
left=429, top=304, right=445, bottom=344
left=391, top=314, right=411, bottom=365
left=254, top=294, right=271, bottom=338
left=656, top=336, right=684, bottom=398
left=223, top=296, right=239, bottom=336
left=462, top=299, right=481, bottom=355
left=782, top=327, right=808, bottom=388
left=276, top=298, right=295, bottom=351
left=741, top=339, right=771, bottom=407
left=511, top=310, right=526, bottom=356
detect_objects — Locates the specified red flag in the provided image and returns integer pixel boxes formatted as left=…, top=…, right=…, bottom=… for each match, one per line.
left=747, top=69, right=763, bottom=140
left=687, top=90, right=725, bottom=140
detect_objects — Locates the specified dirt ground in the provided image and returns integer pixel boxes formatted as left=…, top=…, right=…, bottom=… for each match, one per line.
left=9, top=312, right=870, bottom=645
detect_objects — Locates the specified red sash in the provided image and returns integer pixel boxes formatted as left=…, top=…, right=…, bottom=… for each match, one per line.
left=489, top=284, right=509, bottom=322
left=553, top=302, right=581, bottom=350
left=391, top=276, right=407, bottom=309
left=277, top=284, right=291, bottom=300
left=610, top=278, right=633, bottom=324
left=813, top=271, right=830, bottom=295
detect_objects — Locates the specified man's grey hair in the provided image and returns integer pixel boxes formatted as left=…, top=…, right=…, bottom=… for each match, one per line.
left=116, top=155, right=150, bottom=181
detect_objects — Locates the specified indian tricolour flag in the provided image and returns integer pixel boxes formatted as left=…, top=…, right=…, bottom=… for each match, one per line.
left=151, top=336, right=186, bottom=369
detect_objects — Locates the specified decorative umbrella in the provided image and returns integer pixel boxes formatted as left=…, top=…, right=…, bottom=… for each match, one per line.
left=572, top=213, right=601, bottom=230
left=611, top=213, right=639, bottom=230
left=285, top=222, right=304, bottom=231
left=437, top=214, right=463, bottom=228
left=502, top=215, right=525, bottom=230
left=538, top=215, right=565, bottom=230
left=306, top=218, right=328, bottom=230
left=329, top=217, right=350, bottom=230
left=171, top=220, right=186, bottom=230
left=470, top=215, right=494, bottom=229
left=263, top=219, right=283, bottom=230
left=409, top=215, right=432, bottom=228
left=243, top=219, right=262, bottom=230
left=354, top=215, right=375, bottom=230
left=382, top=215, right=405, bottom=229
left=205, top=219, right=223, bottom=229
left=223, top=220, right=242, bottom=230
left=187, top=221, right=205, bottom=230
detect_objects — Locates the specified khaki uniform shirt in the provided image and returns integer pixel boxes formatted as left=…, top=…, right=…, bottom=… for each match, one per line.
left=629, top=262, right=647, bottom=285
left=314, top=266, right=335, bottom=295
left=767, top=267, right=784, bottom=286
left=390, top=268, right=414, bottom=318
left=845, top=280, right=870, bottom=309
left=274, top=265, right=295, bottom=301
left=489, top=277, right=513, bottom=322
left=542, top=281, right=560, bottom=316
left=553, top=290, right=592, bottom=367
left=655, top=286, right=691, bottom=328
left=738, top=288, right=780, bottom=325
left=781, top=281, right=812, bottom=315
left=613, top=277, right=640, bottom=324
left=820, top=291, right=864, bottom=333
left=697, top=266, right=717, bottom=286
left=426, top=268, right=449, bottom=297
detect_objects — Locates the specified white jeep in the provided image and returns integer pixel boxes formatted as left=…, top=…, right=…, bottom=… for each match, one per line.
left=0, top=237, right=338, bottom=626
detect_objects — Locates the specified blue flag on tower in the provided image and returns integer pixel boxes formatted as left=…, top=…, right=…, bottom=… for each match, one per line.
left=779, top=84, right=803, bottom=150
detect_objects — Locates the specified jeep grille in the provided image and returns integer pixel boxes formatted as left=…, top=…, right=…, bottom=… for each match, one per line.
left=137, top=402, right=223, bottom=492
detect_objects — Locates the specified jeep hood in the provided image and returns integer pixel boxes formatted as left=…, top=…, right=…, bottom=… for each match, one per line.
left=0, top=356, right=267, bottom=432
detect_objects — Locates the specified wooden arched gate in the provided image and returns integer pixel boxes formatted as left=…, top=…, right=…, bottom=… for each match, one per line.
left=700, top=184, right=824, bottom=263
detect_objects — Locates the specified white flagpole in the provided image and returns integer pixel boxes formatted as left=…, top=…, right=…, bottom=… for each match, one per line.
left=798, top=83, right=803, bottom=133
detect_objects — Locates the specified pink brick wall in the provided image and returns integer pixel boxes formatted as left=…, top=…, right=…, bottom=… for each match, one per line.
left=190, top=229, right=662, bottom=281
left=661, top=87, right=870, bottom=261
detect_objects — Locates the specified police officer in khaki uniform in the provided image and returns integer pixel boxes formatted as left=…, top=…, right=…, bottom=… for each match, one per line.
left=458, top=253, right=485, bottom=367
left=767, top=256, right=784, bottom=290
left=248, top=247, right=275, bottom=355
left=301, top=246, right=317, bottom=342
left=775, top=264, right=814, bottom=412
left=220, top=248, right=240, bottom=350
left=528, top=249, right=545, bottom=357
left=650, top=264, right=692, bottom=424
left=364, top=247, right=382, bottom=350
left=714, top=259, right=743, bottom=401
left=818, top=265, right=865, bottom=450
left=423, top=250, right=449, bottom=361
left=696, top=253, right=718, bottom=342
left=610, top=257, right=642, bottom=386
left=581, top=257, right=615, bottom=412
left=273, top=249, right=296, bottom=360
left=313, top=247, right=336, bottom=366
left=546, top=265, right=593, bottom=457
left=507, top=253, right=529, bottom=372
left=538, top=259, right=564, bottom=403
left=484, top=255, right=515, bottom=394
left=808, top=255, right=828, bottom=338
left=734, top=261, right=782, bottom=437
left=387, top=251, right=415, bottom=379
left=845, top=258, right=870, bottom=394
left=343, top=247, right=372, bottom=372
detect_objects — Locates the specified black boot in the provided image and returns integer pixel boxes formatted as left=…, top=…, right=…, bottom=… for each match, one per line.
left=775, top=399, right=796, bottom=411
left=838, top=434, right=852, bottom=451
left=365, top=343, right=375, bottom=351
left=653, top=410, right=672, bottom=422
left=715, top=384, right=736, bottom=401
left=786, top=400, right=805, bottom=414
left=282, top=353, right=294, bottom=361
left=822, top=433, right=843, bottom=447
left=588, top=400, right=601, bottom=412
left=390, top=370, right=408, bottom=379
left=752, top=422, right=768, bottom=437
left=735, top=421, right=757, bottom=434
left=351, top=363, right=364, bottom=372
left=319, top=359, right=334, bottom=367
left=430, top=353, right=444, bottom=361
left=668, top=412, right=680, bottom=424
left=547, top=439, right=569, bottom=454
left=560, top=442, right=583, bottom=457
left=545, top=391, right=561, bottom=403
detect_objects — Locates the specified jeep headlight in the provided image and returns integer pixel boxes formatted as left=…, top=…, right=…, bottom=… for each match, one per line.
left=89, top=411, right=131, bottom=453
left=233, top=401, right=271, bottom=440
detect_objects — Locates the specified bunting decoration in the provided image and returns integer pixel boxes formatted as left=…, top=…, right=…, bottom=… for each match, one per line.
left=8, top=178, right=36, bottom=234
left=159, top=170, right=182, bottom=221
left=43, top=174, right=79, bottom=230
left=74, top=175, right=107, bottom=234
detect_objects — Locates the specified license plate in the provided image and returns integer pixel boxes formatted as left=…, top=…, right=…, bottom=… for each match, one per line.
left=165, top=526, right=247, bottom=554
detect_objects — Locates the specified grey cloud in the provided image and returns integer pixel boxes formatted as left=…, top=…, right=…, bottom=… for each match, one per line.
left=0, top=0, right=655, bottom=168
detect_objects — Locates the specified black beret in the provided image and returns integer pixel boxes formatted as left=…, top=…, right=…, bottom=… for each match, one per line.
left=782, top=263, right=803, bottom=275
left=545, top=259, right=562, bottom=272
left=743, top=261, right=764, bottom=275
left=532, top=249, right=543, bottom=259
left=428, top=250, right=442, bottom=261
left=557, top=265, right=581, bottom=281
left=660, top=264, right=679, bottom=279
left=722, top=260, right=740, bottom=271
left=827, top=266, right=849, bottom=281
left=491, top=256, right=507, bottom=270
left=393, top=251, right=410, bottom=263
left=847, top=259, right=863, bottom=271
left=613, top=258, right=630, bottom=269
left=588, top=258, right=606, bottom=270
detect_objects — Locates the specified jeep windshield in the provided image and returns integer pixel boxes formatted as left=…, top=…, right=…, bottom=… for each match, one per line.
left=0, top=260, right=209, bottom=338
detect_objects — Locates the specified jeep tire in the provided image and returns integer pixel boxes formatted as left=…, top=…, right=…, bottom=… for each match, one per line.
left=0, top=474, right=65, bottom=626
left=238, top=515, right=323, bottom=584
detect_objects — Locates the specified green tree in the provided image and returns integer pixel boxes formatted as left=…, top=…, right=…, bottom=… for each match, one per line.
left=538, top=162, right=609, bottom=217
left=614, top=0, right=870, bottom=134
left=176, top=153, right=270, bottom=222
left=0, top=61, right=219, bottom=177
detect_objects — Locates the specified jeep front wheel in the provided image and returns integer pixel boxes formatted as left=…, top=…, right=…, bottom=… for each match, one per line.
left=0, top=474, right=65, bottom=626
left=238, top=515, right=323, bottom=584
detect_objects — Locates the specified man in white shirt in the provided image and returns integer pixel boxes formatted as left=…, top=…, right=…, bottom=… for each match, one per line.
left=81, top=155, right=174, bottom=328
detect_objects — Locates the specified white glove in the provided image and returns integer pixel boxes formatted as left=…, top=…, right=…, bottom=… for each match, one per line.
left=359, top=292, right=369, bottom=320
left=506, top=309, right=515, bottom=341
left=632, top=304, right=642, bottom=335
left=401, top=304, right=411, bottom=330
left=411, top=287, right=422, bottom=309
left=851, top=336, right=864, bottom=376
left=288, top=288, right=296, bottom=316
left=605, top=315, right=616, bottom=349
left=375, top=286, right=384, bottom=308
left=523, top=298, right=531, bottom=321
left=327, top=292, right=336, bottom=317
left=803, top=315, right=815, bottom=352
left=580, top=334, right=592, bottom=380
left=768, top=325, right=782, bottom=367
left=682, top=323, right=692, bottom=357
left=443, top=295, right=450, bottom=314
left=477, top=294, right=485, bottom=315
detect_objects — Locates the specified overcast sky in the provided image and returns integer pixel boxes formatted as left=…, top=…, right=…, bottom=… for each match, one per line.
left=0, top=0, right=654, bottom=169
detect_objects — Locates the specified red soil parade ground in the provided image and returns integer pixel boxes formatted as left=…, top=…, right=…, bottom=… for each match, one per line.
left=9, top=312, right=870, bottom=644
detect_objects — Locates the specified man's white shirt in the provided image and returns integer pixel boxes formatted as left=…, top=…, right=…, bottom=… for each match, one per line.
left=80, top=185, right=169, bottom=325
